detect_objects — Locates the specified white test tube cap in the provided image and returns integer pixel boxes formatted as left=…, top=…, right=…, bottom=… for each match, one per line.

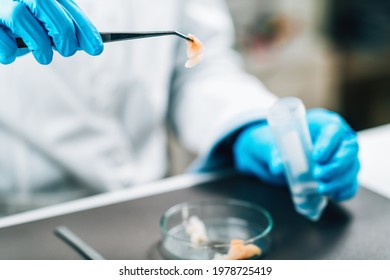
left=267, top=97, right=306, bottom=129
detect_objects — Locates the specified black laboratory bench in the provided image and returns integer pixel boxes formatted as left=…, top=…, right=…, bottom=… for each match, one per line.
left=0, top=173, right=389, bottom=260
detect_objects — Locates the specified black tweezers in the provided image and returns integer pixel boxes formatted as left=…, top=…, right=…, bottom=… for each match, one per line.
left=16, top=31, right=193, bottom=49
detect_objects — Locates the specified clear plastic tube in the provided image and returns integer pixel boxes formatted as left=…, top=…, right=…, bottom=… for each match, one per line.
left=267, top=97, right=327, bottom=221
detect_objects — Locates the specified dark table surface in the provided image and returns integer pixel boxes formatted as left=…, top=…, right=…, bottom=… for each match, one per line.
left=0, top=174, right=389, bottom=260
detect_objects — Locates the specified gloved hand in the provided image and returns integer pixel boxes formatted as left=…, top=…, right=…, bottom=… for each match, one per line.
left=233, top=108, right=360, bottom=202
left=0, top=0, right=103, bottom=65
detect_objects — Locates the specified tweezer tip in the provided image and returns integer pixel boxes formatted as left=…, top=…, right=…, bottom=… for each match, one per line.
left=174, top=31, right=194, bottom=42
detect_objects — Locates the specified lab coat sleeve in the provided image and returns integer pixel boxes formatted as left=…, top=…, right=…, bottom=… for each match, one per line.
left=168, top=0, right=278, bottom=171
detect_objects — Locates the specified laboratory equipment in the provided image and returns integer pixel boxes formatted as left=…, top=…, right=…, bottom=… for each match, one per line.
left=267, top=97, right=328, bottom=221
left=16, top=31, right=194, bottom=49
left=54, top=226, right=105, bottom=260
left=160, top=199, right=273, bottom=260
left=16, top=31, right=203, bottom=67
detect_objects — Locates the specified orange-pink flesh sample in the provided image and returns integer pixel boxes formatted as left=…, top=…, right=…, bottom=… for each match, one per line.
left=185, top=34, right=204, bottom=68
left=224, top=239, right=262, bottom=260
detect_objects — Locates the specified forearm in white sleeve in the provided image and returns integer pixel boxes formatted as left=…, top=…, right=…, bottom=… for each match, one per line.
left=168, top=0, right=277, bottom=162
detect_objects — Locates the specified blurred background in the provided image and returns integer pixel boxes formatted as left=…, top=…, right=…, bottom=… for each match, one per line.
left=170, top=0, right=390, bottom=174
left=227, top=0, right=390, bottom=129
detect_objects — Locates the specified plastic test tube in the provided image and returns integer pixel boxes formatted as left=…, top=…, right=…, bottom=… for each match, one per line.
left=267, top=97, right=327, bottom=221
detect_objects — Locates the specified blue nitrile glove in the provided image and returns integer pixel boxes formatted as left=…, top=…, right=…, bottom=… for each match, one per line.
left=0, top=0, right=103, bottom=65
left=308, top=109, right=360, bottom=202
left=233, top=109, right=360, bottom=202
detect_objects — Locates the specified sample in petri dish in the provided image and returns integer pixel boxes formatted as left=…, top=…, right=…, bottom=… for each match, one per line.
left=160, top=199, right=273, bottom=260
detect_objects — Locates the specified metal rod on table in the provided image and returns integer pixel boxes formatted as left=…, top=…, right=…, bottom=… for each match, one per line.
left=54, top=226, right=105, bottom=260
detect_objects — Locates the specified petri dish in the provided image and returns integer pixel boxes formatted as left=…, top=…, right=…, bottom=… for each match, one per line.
left=160, top=199, right=273, bottom=260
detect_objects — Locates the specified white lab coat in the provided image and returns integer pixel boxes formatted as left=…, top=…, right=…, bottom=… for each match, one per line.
left=0, top=0, right=276, bottom=195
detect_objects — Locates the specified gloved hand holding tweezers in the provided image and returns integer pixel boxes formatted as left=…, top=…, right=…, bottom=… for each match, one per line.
left=0, top=0, right=103, bottom=64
